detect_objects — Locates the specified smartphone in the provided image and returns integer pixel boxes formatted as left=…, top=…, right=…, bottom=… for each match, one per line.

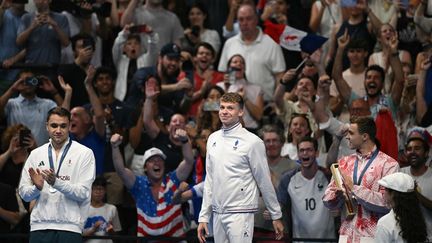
left=19, top=129, right=31, bottom=147
left=129, top=25, right=152, bottom=34
left=341, top=0, right=357, bottom=7
left=82, top=38, right=93, bottom=49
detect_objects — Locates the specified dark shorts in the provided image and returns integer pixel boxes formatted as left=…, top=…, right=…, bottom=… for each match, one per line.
left=29, top=230, right=82, bottom=243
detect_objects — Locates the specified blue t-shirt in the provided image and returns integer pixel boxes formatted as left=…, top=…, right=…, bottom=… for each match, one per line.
left=71, top=129, right=105, bottom=175
left=0, top=9, right=23, bottom=62
left=17, top=11, right=70, bottom=64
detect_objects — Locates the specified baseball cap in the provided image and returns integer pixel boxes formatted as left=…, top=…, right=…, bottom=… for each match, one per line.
left=378, top=172, right=414, bottom=193
left=160, top=43, right=181, bottom=59
left=142, top=147, right=166, bottom=166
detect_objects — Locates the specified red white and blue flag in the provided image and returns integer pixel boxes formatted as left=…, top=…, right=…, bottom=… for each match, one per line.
left=263, top=20, right=328, bottom=54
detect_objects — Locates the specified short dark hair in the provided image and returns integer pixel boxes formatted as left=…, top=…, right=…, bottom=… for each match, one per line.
left=406, top=137, right=430, bottom=153
left=287, top=113, right=312, bottom=143
left=347, top=38, right=369, bottom=51
left=127, top=33, right=141, bottom=44
left=194, top=42, right=215, bottom=58
left=220, top=92, right=244, bottom=109
left=187, top=1, right=210, bottom=28
left=15, top=69, right=35, bottom=81
left=365, top=65, right=385, bottom=83
left=71, top=33, right=95, bottom=51
left=351, top=116, right=376, bottom=142
left=93, top=66, right=117, bottom=84
left=297, top=136, right=318, bottom=151
left=258, top=124, right=285, bottom=143
left=92, top=176, right=107, bottom=188
left=47, top=107, right=71, bottom=122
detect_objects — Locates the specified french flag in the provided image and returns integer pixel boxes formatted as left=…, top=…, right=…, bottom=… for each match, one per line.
left=263, top=20, right=328, bottom=54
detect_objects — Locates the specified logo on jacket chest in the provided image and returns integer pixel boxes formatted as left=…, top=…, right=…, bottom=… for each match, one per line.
left=233, top=140, right=239, bottom=150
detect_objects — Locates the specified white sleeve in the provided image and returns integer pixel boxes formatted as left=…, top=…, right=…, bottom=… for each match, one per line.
left=52, top=148, right=96, bottom=202
left=198, top=140, right=214, bottom=223
left=249, top=139, right=282, bottom=220
left=18, top=152, right=41, bottom=202
left=112, top=30, right=127, bottom=66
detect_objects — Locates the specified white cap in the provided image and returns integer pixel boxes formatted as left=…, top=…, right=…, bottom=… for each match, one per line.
left=142, top=147, right=166, bottom=166
left=378, top=172, right=414, bottom=193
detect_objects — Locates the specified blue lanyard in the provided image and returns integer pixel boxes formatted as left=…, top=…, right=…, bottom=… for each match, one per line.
left=353, top=148, right=379, bottom=185
left=48, top=140, right=73, bottom=176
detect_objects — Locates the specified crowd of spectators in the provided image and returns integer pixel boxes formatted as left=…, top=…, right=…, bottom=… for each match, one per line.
left=1, top=0, right=432, bottom=242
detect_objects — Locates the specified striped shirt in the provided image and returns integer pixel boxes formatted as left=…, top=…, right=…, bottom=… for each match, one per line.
left=130, top=171, right=184, bottom=237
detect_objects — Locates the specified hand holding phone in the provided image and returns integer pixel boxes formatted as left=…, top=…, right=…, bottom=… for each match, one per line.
left=19, top=129, right=31, bottom=147
left=129, top=24, right=152, bottom=34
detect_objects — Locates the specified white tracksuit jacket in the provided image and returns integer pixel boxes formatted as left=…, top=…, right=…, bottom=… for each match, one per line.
left=198, top=122, right=282, bottom=223
left=19, top=139, right=96, bottom=234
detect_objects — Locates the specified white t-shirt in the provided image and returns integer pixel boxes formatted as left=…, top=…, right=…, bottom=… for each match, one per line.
left=374, top=210, right=405, bottom=243
left=217, top=28, right=286, bottom=101
left=84, top=204, right=122, bottom=243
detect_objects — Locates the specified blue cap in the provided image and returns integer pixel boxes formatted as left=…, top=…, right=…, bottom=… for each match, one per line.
left=160, top=43, right=181, bottom=59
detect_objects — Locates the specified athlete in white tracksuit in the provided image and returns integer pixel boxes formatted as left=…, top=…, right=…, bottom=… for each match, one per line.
left=197, top=93, right=283, bottom=243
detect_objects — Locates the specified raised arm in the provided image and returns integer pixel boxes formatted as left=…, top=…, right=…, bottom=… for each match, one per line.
left=416, top=56, right=430, bottom=124
left=120, top=0, right=138, bottom=27
left=58, top=75, right=72, bottom=110
left=331, top=29, right=352, bottom=104
left=38, top=76, right=63, bottom=106
left=274, top=69, right=296, bottom=111
left=224, top=0, right=240, bottom=38
left=16, top=15, right=40, bottom=46
left=309, top=1, right=326, bottom=33
left=45, top=13, right=70, bottom=47
left=110, top=133, right=136, bottom=189
left=84, top=66, right=105, bottom=137
left=143, top=78, right=160, bottom=139
left=0, top=78, right=25, bottom=119
left=387, top=36, right=405, bottom=106
left=174, top=129, right=194, bottom=182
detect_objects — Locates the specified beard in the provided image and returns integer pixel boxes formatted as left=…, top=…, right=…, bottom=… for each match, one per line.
left=161, top=64, right=180, bottom=79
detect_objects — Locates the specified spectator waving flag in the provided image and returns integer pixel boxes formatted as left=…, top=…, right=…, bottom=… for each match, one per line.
left=263, top=20, right=328, bottom=54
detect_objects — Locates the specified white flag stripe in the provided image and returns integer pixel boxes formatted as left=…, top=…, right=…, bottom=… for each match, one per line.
left=279, top=26, right=307, bottom=51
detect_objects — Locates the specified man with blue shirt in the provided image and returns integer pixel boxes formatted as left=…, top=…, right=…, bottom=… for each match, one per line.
left=16, top=0, right=70, bottom=65
left=0, top=69, right=69, bottom=145
left=0, top=0, right=26, bottom=93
